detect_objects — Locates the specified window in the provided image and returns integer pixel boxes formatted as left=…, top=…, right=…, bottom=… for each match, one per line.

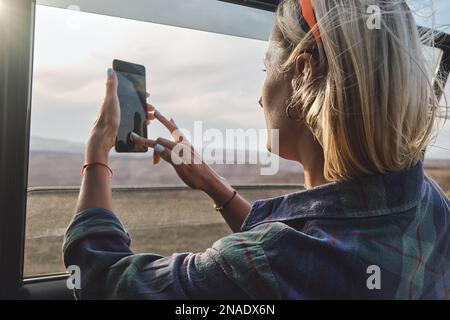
left=422, top=46, right=450, bottom=161
left=25, top=3, right=303, bottom=276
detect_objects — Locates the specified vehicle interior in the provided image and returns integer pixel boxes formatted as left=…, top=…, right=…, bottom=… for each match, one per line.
left=0, top=0, right=449, bottom=300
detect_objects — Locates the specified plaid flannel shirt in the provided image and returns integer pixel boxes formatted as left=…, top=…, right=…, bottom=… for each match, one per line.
left=63, top=161, right=450, bottom=299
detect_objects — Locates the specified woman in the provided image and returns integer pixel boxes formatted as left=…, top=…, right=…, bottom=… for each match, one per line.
left=63, top=0, right=449, bottom=299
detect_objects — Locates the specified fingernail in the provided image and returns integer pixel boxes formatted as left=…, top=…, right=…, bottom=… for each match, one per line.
left=154, top=109, right=160, bottom=117
left=130, top=132, right=140, bottom=141
left=107, top=68, right=114, bottom=77
left=155, top=144, right=165, bottom=153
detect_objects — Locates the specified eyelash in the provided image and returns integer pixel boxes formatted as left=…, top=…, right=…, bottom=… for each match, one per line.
left=262, top=68, right=267, bottom=73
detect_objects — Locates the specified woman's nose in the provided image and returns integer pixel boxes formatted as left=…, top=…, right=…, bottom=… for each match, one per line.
left=258, top=97, right=263, bottom=109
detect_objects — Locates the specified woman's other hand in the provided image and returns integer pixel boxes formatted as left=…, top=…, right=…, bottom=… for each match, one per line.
left=131, top=111, right=225, bottom=193
left=133, top=109, right=251, bottom=232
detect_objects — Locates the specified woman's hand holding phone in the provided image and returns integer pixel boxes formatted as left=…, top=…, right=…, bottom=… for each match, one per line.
left=77, top=68, right=155, bottom=213
left=86, top=68, right=155, bottom=164
left=86, top=69, right=119, bottom=164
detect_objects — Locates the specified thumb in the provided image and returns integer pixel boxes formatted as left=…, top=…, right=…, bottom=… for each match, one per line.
left=106, top=68, right=118, bottom=98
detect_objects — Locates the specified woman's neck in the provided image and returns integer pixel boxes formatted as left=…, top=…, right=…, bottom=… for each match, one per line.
left=303, top=161, right=327, bottom=189
left=296, top=131, right=327, bottom=189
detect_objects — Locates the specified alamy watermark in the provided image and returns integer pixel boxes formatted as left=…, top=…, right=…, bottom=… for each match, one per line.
left=166, top=121, right=280, bottom=176
left=367, top=5, right=382, bottom=30
left=366, top=265, right=381, bottom=290
left=66, top=263, right=382, bottom=291
left=67, top=265, right=81, bottom=290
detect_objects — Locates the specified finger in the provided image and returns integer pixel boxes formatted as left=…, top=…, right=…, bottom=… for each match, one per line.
left=155, top=137, right=177, bottom=149
left=130, top=132, right=156, bottom=148
left=147, top=104, right=156, bottom=124
left=154, top=109, right=178, bottom=133
left=154, top=143, right=183, bottom=166
left=167, top=117, right=185, bottom=142
left=147, top=112, right=156, bottom=123
left=106, top=68, right=118, bottom=98
left=154, top=143, right=172, bottom=164
left=153, top=149, right=160, bottom=164
left=154, top=111, right=185, bottom=142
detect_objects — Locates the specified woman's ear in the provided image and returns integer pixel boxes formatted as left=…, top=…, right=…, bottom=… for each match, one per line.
left=293, top=52, right=317, bottom=82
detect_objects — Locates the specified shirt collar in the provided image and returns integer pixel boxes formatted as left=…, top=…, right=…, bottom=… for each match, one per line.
left=241, top=161, right=424, bottom=231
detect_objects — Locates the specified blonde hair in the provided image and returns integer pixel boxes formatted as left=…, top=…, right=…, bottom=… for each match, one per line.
left=274, top=0, right=446, bottom=181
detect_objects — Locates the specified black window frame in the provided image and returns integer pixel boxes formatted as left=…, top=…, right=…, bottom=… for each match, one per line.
left=0, top=0, right=36, bottom=299
left=0, top=0, right=448, bottom=300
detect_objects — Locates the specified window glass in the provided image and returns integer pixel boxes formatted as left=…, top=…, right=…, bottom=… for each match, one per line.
left=25, top=4, right=298, bottom=276
left=434, top=77, right=450, bottom=162
left=28, top=5, right=298, bottom=190
left=411, top=0, right=450, bottom=196
left=422, top=46, right=450, bottom=160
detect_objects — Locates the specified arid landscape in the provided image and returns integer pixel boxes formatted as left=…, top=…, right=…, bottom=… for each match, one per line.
left=25, top=186, right=303, bottom=276
left=24, top=137, right=450, bottom=276
left=422, top=162, right=450, bottom=198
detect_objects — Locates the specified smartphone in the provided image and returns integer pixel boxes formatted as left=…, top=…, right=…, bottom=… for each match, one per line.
left=113, top=59, right=148, bottom=153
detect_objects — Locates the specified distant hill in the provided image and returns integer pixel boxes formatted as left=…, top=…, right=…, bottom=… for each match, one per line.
left=28, top=136, right=304, bottom=187
left=28, top=136, right=450, bottom=188
left=30, top=136, right=85, bottom=154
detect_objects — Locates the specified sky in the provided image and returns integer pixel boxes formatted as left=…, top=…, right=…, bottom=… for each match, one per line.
left=30, top=1, right=450, bottom=159
left=31, top=4, right=270, bottom=153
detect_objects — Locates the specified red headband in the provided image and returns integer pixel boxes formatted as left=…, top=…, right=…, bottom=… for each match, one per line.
left=300, top=0, right=322, bottom=45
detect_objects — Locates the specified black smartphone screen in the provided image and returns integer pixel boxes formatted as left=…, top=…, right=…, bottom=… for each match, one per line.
left=113, top=59, right=148, bottom=153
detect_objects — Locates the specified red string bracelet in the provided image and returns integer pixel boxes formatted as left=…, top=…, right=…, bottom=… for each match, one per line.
left=81, top=162, right=113, bottom=178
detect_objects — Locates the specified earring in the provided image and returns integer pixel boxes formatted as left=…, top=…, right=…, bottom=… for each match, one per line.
left=285, top=104, right=298, bottom=121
